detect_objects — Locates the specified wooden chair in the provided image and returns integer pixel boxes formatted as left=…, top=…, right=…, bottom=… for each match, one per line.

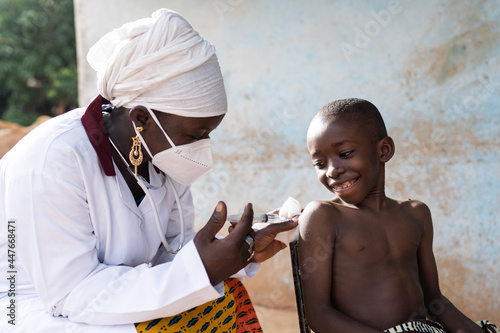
left=289, top=240, right=311, bottom=333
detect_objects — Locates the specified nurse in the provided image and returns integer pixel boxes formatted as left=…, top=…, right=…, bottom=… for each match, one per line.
left=0, top=9, right=297, bottom=332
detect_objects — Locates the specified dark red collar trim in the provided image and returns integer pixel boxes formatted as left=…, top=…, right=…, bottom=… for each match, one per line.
left=81, top=95, right=116, bottom=176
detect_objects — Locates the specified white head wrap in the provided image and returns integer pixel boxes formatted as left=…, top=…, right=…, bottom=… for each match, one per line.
left=87, top=9, right=227, bottom=117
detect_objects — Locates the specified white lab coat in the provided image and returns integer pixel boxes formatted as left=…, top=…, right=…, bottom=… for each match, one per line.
left=0, top=108, right=256, bottom=332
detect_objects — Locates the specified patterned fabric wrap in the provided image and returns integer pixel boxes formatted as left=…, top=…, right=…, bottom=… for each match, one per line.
left=384, top=319, right=500, bottom=333
left=478, top=320, right=500, bottom=333
left=384, top=320, right=446, bottom=333
left=135, top=278, right=262, bottom=333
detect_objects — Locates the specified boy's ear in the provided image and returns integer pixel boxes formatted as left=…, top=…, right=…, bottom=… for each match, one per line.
left=379, top=136, right=395, bottom=163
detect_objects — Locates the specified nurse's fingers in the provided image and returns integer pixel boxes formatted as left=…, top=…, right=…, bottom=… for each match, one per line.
left=227, top=222, right=236, bottom=233
left=199, top=201, right=227, bottom=240
left=257, top=217, right=298, bottom=238
left=253, top=218, right=298, bottom=252
left=226, top=203, right=254, bottom=242
left=195, top=202, right=255, bottom=285
left=251, top=239, right=287, bottom=263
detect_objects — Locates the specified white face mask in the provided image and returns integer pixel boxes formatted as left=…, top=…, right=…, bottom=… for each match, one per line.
left=133, top=107, right=213, bottom=186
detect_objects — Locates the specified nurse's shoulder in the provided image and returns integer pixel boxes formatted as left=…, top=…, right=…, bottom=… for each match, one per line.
left=1, top=108, right=94, bottom=176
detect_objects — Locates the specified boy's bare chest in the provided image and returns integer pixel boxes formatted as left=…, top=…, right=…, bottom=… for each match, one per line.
left=334, top=212, right=422, bottom=263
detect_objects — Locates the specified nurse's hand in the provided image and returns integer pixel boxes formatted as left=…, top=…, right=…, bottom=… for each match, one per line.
left=229, top=217, right=299, bottom=263
left=251, top=217, right=298, bottom=262
left=194, top=201, right=255, bottom=286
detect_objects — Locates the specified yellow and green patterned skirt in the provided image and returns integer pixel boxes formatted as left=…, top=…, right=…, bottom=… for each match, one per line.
left=135, top=278, right=262, bottom=333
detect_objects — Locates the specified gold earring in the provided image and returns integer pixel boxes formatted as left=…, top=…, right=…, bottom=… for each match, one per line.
left=129, top=127, right=143, bottom=177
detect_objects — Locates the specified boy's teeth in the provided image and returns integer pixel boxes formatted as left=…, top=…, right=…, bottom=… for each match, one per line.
left=335, top=179, right=355, bottom=189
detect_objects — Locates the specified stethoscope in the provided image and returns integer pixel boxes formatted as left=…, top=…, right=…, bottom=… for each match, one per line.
left=108, top=135, right=185, bottom=254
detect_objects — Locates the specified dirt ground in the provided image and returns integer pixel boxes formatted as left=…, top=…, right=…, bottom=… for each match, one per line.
left=243, top=244, right=305, bottom=333
left=254, top=304, right=301, bottom=333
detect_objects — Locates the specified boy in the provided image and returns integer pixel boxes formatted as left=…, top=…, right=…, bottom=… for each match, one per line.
left=299, top=98, right=498, bottom=333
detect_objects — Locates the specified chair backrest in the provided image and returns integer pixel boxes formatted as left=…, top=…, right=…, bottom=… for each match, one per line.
left=289, top=240, right=311, bottom=333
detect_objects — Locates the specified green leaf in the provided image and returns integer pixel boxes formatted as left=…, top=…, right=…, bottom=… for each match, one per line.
left=0, top=0, right=77, bottom=125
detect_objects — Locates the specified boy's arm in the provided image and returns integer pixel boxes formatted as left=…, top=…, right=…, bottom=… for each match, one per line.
left=298, top=201, right=382, bottom=333
left=415, top=201, right=482, bottom=333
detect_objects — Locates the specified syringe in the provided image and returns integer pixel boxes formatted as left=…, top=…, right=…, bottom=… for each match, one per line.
left=226, top=213, right=289, bottom=223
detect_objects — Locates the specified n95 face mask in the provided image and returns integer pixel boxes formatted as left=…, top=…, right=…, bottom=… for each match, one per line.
left=133, top=107, right=213, bottom=186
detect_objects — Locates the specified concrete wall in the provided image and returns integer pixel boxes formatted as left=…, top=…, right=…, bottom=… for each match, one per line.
left=75, top=0, right=500, bottom=324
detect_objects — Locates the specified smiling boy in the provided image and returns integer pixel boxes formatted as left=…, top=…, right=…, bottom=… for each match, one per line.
left=298, top=98, right=498, bottom=333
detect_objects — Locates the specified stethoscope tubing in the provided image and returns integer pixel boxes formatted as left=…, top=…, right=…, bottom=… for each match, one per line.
left=109, top=136, right=186, bottom=254
left=137, top=174, right=185, bottom=254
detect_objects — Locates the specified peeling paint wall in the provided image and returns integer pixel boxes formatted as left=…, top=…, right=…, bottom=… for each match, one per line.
left=75, top=0, right=500, bottom=324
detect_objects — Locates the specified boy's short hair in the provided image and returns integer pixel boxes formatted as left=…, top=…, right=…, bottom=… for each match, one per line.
left=315, top=98, right=388, bottom=142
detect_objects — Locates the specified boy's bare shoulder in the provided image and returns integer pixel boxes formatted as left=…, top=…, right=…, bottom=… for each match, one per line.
left=395, top=198, right=432, bottom=224
left=299, top=199, right=345, bottom=239
left=301, top=199, right=345, bottom=221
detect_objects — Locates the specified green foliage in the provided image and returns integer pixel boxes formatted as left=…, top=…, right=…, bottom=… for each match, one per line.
left=0, top=0, right=77, bottom=126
